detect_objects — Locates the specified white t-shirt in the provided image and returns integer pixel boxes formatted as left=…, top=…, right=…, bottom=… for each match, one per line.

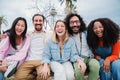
left=26, top=32, right=45, bottom=60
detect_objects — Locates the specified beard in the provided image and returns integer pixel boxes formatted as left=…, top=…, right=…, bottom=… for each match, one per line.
left=35, top=24, right=42, bottom=31
left=71, top=26, right=80, bottom=34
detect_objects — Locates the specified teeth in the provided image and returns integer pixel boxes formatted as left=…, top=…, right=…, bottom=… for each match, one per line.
left=58, top=31, right=62, bottom=32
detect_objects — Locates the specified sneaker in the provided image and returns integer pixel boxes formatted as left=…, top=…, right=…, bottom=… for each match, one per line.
left=4, top=61, right=19, bottom=78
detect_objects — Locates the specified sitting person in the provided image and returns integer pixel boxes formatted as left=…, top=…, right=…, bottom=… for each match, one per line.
left=64, top=13, right=100, bottom=80
left=0, top=17, right=30, bottom=80
left=41, top=20, right=86, bottom=80
left=87, top=18, right=120, bottom=80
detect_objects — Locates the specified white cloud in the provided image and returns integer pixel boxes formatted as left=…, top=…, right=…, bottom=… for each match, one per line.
left=0, top=0, right=120, bottom=31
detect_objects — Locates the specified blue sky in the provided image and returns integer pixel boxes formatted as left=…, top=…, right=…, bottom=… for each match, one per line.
left=0, top=0, right=120, bottom=31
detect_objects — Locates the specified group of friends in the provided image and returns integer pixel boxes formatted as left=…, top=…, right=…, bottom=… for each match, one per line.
left=0, top=13, right=120, bottom=80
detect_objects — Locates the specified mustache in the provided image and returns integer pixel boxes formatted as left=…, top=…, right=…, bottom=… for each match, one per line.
left=71, top=26, right=80, bottom=29
left=35, top=24, right=42, bottom=26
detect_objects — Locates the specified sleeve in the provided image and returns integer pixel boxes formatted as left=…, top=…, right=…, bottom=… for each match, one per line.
left=106, top=40, right=120, bottom=62
left=70, top=38, right=80, bottom=62
left=41, top=39, right=52, bottom=64
left=5, top=35, right=30, bottom=61
left=0, top=36, right=10, bottom=60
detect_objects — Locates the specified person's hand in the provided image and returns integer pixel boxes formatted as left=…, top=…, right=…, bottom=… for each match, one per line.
left=103, top=59, right=110, bottom=72
left=0, top=34, right=7, bottom=39
left=40, top=63, right=50, bottom=80
left=0, top=65, right=7, bottom=72
left=77, top=58, right=86, bottom=74
left=2, top=59, right=8, bottom=67
left=95, top=55, right=101, bottom=60
left=0, top=60, right=7, bottom=72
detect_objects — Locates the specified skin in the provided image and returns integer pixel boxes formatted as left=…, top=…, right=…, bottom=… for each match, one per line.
left=93, top=21, right=110, bottom=72
left=15, top=20, right=26, bottom=45
left=69, top=16, right=81, bottom=34
left=33, top=16, right=44, bottom=32
left=70, top=16, right=86, bottom=73
left=93, top=21, right=104, bottom=38
left=55, top=21, right=66, bottom=38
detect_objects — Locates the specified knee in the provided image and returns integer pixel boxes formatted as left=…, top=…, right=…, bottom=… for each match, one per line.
left=66, top=72, right=74, bottom=79
left=56, top=67, right=65, bottom=74
left=111, top=60, right=120, bottom=71
left=14, top=72, right=27, bottom=80
left=53, top=66, right=65, bottom=77
left=89, top=59, right=100, bottom=72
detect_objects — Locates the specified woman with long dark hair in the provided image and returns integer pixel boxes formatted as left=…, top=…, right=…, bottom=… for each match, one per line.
left=0, top=17, right=30, bottom=79
left=87, top=18, right=120, bottom=80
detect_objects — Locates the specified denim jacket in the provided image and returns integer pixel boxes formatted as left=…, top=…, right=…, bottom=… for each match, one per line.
left=42, top=37, right=80, bottom=64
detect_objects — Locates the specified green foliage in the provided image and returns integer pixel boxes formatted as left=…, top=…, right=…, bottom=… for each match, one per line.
left=59, top=0, right=77, bottom=12
left=0, top=16, right=8, bottom=26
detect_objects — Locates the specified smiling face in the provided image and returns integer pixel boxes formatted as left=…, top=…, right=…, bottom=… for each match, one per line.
left=15, top=20, right=26, bottom=36
left=33, top=16, right=44, bottom=32
left=69, top=16, right=81, bottom=34
left=93, top=21, right=104, bottom=38
left=55, top=21, right=66, bottom=37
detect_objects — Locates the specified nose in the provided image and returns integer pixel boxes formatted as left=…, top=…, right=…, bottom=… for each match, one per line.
left=96, top=27, right=101, bottom=31
left=73, top=22, right=77, bottom=26
left=36, top=21, right=41, bottom=24
left=18, top=26, right=23, bottom=30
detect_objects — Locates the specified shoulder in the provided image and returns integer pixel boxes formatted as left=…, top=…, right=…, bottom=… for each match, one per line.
left=44, top=31, right=53, bottom=40
left=67, top=37, right=75, bottom=44
left=24, top=34, right=31, bottom=41
left=113, top=40, right=120, bottom=47
left=46, top=38, right=53, bottom=44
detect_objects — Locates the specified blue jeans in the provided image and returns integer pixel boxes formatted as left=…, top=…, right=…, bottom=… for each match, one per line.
left=111, top=59, right=120, bottom=80
left=99, top=59, right=120, bottom=80
left=0, top=72, right=5, bottom=80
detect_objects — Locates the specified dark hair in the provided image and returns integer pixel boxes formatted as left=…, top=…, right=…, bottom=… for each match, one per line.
left=87, top=18, right=120, bottom=49
left=9, top=17, right=27, bottom=49
left=32, top=14, right=45, bottom=22
left=64, top=13, right=86, bottom=35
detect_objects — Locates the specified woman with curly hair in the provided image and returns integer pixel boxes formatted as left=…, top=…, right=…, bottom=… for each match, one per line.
left=87, top=18, right=120, bottom=80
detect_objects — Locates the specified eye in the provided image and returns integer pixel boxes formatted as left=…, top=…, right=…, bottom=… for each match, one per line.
left=93, top=26, right=97, bottom=30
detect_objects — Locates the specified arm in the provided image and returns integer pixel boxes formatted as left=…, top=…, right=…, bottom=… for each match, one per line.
left=0, top=36, right=10, bottom=60
left=40, top=39, right=51, bottom=80
left=0, top=29, right=10, bottom=40
left=103, top=40, right=120, bottom=72
left=5, top=35, right=30, bottom=61
left=70, top=38, right=80, bottom=62
left=70, top=38, right=86, bottom=73
left=106, top=40, right=120, bottom=62
left=41, top=39, right=52, bottom=64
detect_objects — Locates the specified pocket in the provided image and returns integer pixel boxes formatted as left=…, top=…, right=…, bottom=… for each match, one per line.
left=51, top=49, right=60, bottom=60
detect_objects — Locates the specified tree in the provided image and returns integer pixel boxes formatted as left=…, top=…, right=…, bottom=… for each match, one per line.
left=59, top=0, right=77, bottom=15
left=0, top=16, right=8, bottom=34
